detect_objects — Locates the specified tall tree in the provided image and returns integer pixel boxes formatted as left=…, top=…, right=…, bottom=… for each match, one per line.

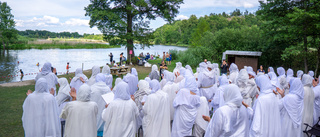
left=85, top=0, right=183, bottom=63
left=0, top=2, right=17, bottom=53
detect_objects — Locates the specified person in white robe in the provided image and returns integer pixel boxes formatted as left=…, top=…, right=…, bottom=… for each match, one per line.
left=268, top=67, right=274, bottom=73
left=297, top=70, right=304, bottom=79
left=268, top=72, right=282, bottom=99
left=198, top=63, right=216, bottom=101
left=142, top=80, right=171, bottom=137
left=212, top=63, right=220, bottom=84
left=277, top=78, right=304, bottom=137
left=301, top=74, right=315, bottom=136
left=247, top=66, right=257, bottom=78
left=279, top=75, right=290, bottom=95
left=211, top=75, right=229, bottom=112
left=70, top=68, right=88, bottom=93
left=193, top=96, right=209, bottom=137
left=133, top=80, right=151, bottom=129
left=112, top=78, right=122, bottom=92
left=277, top=67, right=286, bottom=78
left=229, top=63, right=239, bottom=84
left=35, top=62, right=58, bottom=96
left=287, top=68, right=294, bottom=83
left=249, top=75, right=282, bottom=137
left=90, top=73, right=111, bottom=134
left=60, top=84, right=98, bottom=137
left=204, top=84, right=251, bottom=137
left=173, top=62, right=182, bottom=78
left=123, top=68, right=139, bottom=95
left=22, top=78, right=61, bottom=137
left=102, top=81, right=138, bottom=137
left=246, top=66, right=259, bottom=107
left=87, top=65, right=101, bottom=86
left=308, top=70, right=314, bottom=78
left=185, top=65, right=192, bottom=73
left=194, top=67, right=200, bottom=79
left=160, top=70, right=169, bottom=89
left=171, top=71, right=201, bottom=137
left=162, top=71, right=176, bottom=121
left=178, top=68, right=187, bottom=89
left=56, top=77, right=71, bottom=125
left=102, top=65, right=113, bottom=89
left=237, top=69, right=251, bottom=105
left=313, top=81, right=320, bottom=124
left=149, top=64, right=160, bottom=81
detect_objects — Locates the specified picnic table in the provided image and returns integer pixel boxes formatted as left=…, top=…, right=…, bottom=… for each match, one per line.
left=110, top=66, right=130, bottom=76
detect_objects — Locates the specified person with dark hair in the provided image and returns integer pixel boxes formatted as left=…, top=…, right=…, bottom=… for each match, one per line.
left=120, top=53, right=123, bottom=65
left=20, top=69, right=24, bottom=81
left=109, top=53, right=113, bottom=64
left=257, top=65, right=265, bottom=74
left=66, top=62, right=71, bottom=75
left=220, top=60, right=228, bottom=75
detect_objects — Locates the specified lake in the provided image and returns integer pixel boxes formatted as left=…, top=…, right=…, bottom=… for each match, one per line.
left=0, top=45, right=187, bottom=84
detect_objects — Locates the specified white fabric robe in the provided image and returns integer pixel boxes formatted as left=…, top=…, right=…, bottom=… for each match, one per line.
left=102, top=99, right=138, bottom=137
left=246, top=78, right=259, bottom=107
left=279, top=100, right=303, bottom=137
left=301, top=75, right=315, bottom=137
left=193, top=97, right=209, bottom=137
left=22, top=78, right=61, bottom=137
left=142, top=90, right=171, bottom=137
left=314, top=85, right=320, bottom=124
left=70, top=68, right=88, bottom=93
left=171, top=88, right=200, bottom=137
left=35, top=71, right=58, bottom=96
left=90, top=82, right=111, bottom=132
left=87, top=65, right=101, bottom=86
left=198, top=72, right=215, bottom=101
left=60, top=84, right=98, bottom=137
left=123, top=73, right=139, bottom=95
left=163, top=82, right=178, bottom=121
left=102, top=65, right=113, bottom=89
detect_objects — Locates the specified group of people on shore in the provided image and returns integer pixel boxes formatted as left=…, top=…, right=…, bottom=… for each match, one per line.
left=22, top=60, right=320, bottom=137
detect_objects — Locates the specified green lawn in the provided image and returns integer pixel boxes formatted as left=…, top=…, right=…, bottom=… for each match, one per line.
left=0, top=58, right=179, bottom=136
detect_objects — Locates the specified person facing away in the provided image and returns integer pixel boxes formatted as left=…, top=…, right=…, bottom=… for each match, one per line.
left=249, top=75, right=282, bottom=137
left=66, top=62, right=70, bottom=75
left=60, top=84, right=98, bottom=137
left=87, top=65, right=101, bottom=86
left=123, top=68, right=139, bottom=95
left=301, top=74, right=314, bottom=137
left=101, top=65, right=113, bottom=89
left=204, top=84, right=251, bottom=137
left=277, top=78, right=304, bottom=137
left=102, top=81, right=139, bottom=137
left=70, top=68, right=88, bottom=93
left=220, top=60, right=228, bottom=75
left=142, top=80, right=171, bottom=137
left=90, top=73, right=112, bottom=134
left=149, top=64, right=160, bottom=81
left=22, top=78, right=61, bottom=137
left=35, top=62, right=58, bottom=96
left=109, top=52, right=113, bottom=64
left=20, top=69, right=24, bottom=81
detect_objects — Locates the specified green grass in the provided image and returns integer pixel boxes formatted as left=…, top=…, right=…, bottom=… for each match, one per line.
left=0, top=58, right=180, bottom=136
left=7, top=43, right=120, bottom=50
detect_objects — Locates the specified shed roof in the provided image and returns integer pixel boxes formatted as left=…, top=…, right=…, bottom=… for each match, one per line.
left=222, top=50, right=262, bottom=61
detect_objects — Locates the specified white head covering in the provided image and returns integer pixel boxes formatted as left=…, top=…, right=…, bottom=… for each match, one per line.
left=246, top=66, right=256, bottom=78
left=150, top=79, right=161, bottom=94
left=283, top=78, right=304, bottom=128
left=134, top=80, right=151, bottom=110
left=229, top=63, right=239, bottom=73
left=268, top=72, right=280, bottom=88
left=302, top=74, right=313, bottom=87
left=173, top=62, right=182, bottom=76
left=91, top=65, right=101, bottom=78
left=137, top=80, right=151, bottom=95
left=255, top=75, right=274, bottom=95
left=77, top=84, right=91, bottom=101
left=219, top=75, right=229, bottom=87
left=175, top=75, right=184, bottom=83
left=115, top=78, right=122, bottom=86
left=114, top=81, right=130, bottom=100
left=131, top=68, right=138, bottom=77
left=41, top=62, right=52, bottom=75
left=286, top=68, right=294, bottom=83
left=35, top=78, right=49, bottom=93
left=95, top=73, right=106, bottom=83
left=196, top=67, right=200, bottom=73
left=297, top=70, right=303, bottom=79
left=268, top=67, right=274, bottom=72
left=224, top=84, right=243, bottom=108
left=185, top=65, right=192, bottom=73
left=173, top=88, right=200, bottom=108
left=184, top=71, right=199, bottom=95
left=180, top=68, right=187, bottom=77
left=145, top=77, right=151, bottom=84
left=277, top=67, right=286, bottom=76
left=56, top=78, right=71, bottom=105
left=74, top=68, right=88, bottom=81
left=236, top=69, right=249, bottom=88
left=199, top=62, right=208, bottom=72
left=102, top=65, right=111, bottom=75
left=308, top=71, right=314, bottom=78
left=164, top=71, right=174, bottom=82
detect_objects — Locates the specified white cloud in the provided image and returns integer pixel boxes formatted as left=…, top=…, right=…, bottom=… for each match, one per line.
left=64, top=18, right=89, bottom=26
left=176, top=15, right=189, bottom=20
left=181, top=0, right=259, bottom=9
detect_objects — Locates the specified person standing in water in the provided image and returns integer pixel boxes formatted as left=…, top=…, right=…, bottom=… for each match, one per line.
left=20, top=69, right=24, bottom=81
left=66, top=62, right=71, bottom=75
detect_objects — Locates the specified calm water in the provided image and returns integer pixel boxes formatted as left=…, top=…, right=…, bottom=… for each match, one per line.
left=0, top=45, right=187, bottom=84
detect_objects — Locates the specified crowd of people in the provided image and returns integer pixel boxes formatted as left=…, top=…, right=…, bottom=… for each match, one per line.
left=22, top=60, right=320, bottom=137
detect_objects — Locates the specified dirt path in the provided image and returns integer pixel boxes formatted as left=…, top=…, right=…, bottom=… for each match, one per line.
left=0, top=80, right=35, bottom=87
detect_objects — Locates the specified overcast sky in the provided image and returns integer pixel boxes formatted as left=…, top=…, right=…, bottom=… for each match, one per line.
left=5, top=0, right=260, bottom=34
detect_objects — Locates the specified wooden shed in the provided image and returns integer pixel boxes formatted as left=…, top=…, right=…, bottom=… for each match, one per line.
left=222, top=50, right=262, bottom=72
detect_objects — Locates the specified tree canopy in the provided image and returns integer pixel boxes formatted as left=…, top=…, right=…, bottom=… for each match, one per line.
left=0, top=2, right=17, bottom=52
left=85, top=0, right=183, bottom=63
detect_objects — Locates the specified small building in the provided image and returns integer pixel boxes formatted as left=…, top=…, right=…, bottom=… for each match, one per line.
left=222, top=50, right=262, bottom=72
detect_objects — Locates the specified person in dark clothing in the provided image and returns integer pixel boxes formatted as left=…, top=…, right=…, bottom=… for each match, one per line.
left=257, top=65, right=265, bottom=74
left=109, top=53, right=113, bottom=64
left=220, top=60, right=228, bottom=75
left=20, top=69, right=24, bottom=81
left=120, top=53, right=123, bottom=65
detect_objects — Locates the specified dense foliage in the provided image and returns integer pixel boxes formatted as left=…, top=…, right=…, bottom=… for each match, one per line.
left=157, top=5, right=320, bottom=75
left=0, top=2, right=18, bottom=52
left=18, top=30, right=83, bottom=39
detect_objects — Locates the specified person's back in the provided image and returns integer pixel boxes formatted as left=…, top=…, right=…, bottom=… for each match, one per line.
left=60, top=84, right=98, bottom=137
left=198, top=72, right=215, bottom=101
left=35, top=62, right=58, bottom=95
left=302, top=74, right=314, bottom=136
left=143, top=90, right=170, bottom=137
left=22, top=78, right=61, bottom=137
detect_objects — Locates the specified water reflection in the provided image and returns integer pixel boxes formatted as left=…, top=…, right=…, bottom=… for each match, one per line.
left=0, top=45, right=187, bottom=84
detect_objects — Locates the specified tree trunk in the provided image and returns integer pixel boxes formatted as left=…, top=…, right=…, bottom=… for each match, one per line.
left=2, top=40, right=5, bottom=54
left=126, top=1, right=134, bottom=64
left=303, top=34, right=308, bottom=73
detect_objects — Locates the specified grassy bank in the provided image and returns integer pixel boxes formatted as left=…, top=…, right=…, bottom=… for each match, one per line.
left=0, top=58, right=178, bottom=136
left=7, top=43, right=120, bottom=50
